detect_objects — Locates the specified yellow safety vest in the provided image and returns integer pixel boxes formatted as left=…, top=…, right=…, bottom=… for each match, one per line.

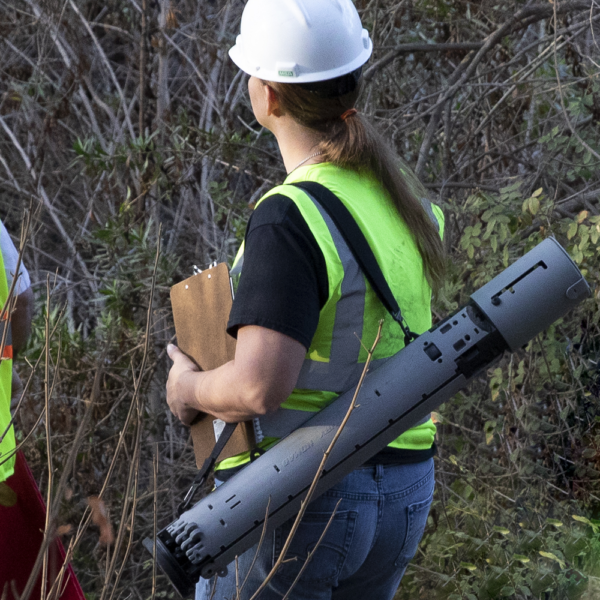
left=0, top=226, right=15, bottom=482
left=221, top=163, right=444, bottom=470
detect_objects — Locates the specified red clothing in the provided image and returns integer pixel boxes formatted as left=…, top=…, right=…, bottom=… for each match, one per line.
left=0, top=452, right=84, bottom=600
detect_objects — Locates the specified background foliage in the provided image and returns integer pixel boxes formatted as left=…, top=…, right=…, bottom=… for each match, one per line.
left=1, top=0, right=599, bottom=598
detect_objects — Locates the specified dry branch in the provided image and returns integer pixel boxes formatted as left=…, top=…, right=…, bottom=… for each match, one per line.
left=248, top=322, right=384, bottom=600
left=414, top=0, right=592, bottom=177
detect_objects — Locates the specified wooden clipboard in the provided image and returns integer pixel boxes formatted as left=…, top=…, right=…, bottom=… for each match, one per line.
left=170, top=263, right=255, bottom=467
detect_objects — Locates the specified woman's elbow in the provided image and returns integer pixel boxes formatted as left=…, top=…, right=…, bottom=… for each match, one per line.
left=241, top=383, right=291, bottom=416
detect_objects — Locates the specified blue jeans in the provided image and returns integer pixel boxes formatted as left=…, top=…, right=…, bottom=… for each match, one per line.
left=195, top=459, right=434, bottom=600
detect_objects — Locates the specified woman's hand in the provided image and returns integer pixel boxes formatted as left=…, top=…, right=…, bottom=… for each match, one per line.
left=165, top=326, right=305, bottom=424
left=166, top=344, right=202, bottom=426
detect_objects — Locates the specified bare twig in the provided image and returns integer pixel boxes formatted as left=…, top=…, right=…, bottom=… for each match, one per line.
left=414, top=0, right=592, bottom=177
left=364, top=43, right=484, bottom=84
left=248, top=321, right=384, bottom=600
left=552, top=1, right=600, bottom=162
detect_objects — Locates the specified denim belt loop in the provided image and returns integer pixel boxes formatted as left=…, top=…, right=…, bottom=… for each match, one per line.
left=375, top=464, right=384, bottom=483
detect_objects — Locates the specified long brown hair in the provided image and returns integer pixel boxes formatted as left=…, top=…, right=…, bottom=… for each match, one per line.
left=266, top=80, right=445, bottom=295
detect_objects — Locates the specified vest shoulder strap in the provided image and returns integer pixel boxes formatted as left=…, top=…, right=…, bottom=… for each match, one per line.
left=291, top=181, right=418, bottom=346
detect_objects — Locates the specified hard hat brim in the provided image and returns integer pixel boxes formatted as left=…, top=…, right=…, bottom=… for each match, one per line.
left=228, top=40, right=372, bottom=84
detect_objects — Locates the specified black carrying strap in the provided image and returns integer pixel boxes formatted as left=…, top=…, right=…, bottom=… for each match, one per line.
left=180, top=181, right=418, bottom=510
left=177, top=421, right=237, bottom=516
left=292, top=181, right=419, bottom=346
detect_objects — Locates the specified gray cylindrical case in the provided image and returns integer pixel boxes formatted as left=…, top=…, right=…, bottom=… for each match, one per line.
left=147, top=237, right=590, bottom=596
left=471, top=238, right=589, bottom=351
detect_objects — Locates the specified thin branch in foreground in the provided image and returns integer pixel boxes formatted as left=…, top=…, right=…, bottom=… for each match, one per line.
left=280, top=498, right=343, bottom=600
left=247, top=320, right=384, bottom=600
left=236, top=498, right=272, bottom=599
left=151, top=448, right=158, bottom=600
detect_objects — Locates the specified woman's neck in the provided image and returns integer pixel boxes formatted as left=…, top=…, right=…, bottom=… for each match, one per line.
left=271, top=117, right=323, bottom=174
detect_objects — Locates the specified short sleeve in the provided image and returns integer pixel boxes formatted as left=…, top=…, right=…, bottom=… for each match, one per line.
left=0, top=220, right=31, bottom=295
left=227, top=195, right=328, bottom=350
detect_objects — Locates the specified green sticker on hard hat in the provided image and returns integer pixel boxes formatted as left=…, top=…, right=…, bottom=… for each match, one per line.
left=276, top=62, right=298, bottom=78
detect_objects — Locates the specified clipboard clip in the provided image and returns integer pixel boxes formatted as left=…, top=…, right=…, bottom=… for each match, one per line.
left=192, top=261, right=218, bottom=276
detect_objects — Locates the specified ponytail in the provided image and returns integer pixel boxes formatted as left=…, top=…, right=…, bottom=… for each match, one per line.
left=267, top=80, right=446, bottom=295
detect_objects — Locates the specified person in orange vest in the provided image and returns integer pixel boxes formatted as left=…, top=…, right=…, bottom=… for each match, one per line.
left=0, top=218, right=84, bottom=600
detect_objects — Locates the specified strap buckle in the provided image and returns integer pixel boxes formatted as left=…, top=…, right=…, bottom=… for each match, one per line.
left=178, top=478, right=208, bottom=516
left=392, top=310, right=419, bottom=346
left=177, top=421, right=237, bottom=516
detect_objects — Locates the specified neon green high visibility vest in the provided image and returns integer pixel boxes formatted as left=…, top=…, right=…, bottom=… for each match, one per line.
left=221, top=163, right=444, bottom=470
left=0, top=226, right=15, bottom=482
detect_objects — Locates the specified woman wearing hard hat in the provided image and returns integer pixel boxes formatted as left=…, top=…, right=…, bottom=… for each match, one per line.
left=166, top=0, right=445, bottom=598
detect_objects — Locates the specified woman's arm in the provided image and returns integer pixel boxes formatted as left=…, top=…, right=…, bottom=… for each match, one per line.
left=166, top=325, right=306, bottom=425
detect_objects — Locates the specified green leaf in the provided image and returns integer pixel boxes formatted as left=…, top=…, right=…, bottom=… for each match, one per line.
left=539, top=551, right=566, bottom=569
left=500, top=180, right=522, bottom=194
left=493, top=526, right=510, bottom=535
left=567, top=222, right=578, bottom=240
left=501, top=587, right=515, bottom=597
left=529, top=196, right=540, bottom=215
left=513, top=554, right=530, bottom=564
left=546, top=518, right=563, bottom=527
left=460, top=562, right=478, bottom=571
left=572, top=515, right=599, bottom=533
left=531, top=187, right=543, bottom=197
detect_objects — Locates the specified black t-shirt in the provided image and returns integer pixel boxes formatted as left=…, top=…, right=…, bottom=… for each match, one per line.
left=227, top=193, right=435, bottom=466
left=227, top=194, right=327, bottom=347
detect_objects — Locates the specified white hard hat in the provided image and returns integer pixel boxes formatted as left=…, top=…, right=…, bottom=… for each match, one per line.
left=229, top=0, right=373, bottom=84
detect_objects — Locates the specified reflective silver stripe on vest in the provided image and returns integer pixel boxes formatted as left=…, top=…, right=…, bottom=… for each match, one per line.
left=259, top=406, right=433, bottom=439
left=293, top=197, right=365, bottom=393
left=230, top=255, right=243, bottom=277
left=420, top=197, right=440, bottom=233
left=0, top=319, right=12, bottom=353
left=256, top=192, right=432, bottom=438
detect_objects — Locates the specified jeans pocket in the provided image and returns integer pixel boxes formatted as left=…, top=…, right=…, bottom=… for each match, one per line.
left=274, top=510, right=357, bottom=586
left=394, top=492, right=433, bottom=569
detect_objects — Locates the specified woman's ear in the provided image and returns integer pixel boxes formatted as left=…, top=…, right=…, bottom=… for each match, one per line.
left=265, top=85, right=282, bottom=117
